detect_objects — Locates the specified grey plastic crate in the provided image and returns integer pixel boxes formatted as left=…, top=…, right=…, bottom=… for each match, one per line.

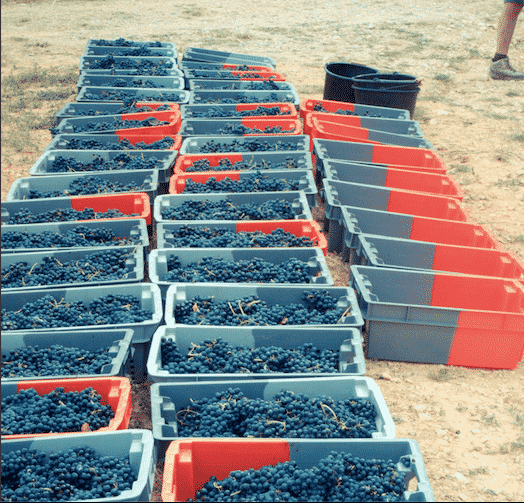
left=1, top=219, right=149, bottom=258
left=188, top=79, right=294, bottom=92
left=6, top=170, right=159, bottom=208
left=77, top=74, right=185, bottom=93
left=178, top=61, right=274, bottom=71
left=179, top=134, right=310, bottom=155
left=316, top=115, right=424, bottom=137
left=179, top=103, right=296, bottom=119
left=54, top=113, right=179, bottom=137
left=164, top=284, right=364, bottom=328
left=1, top=282, right=163, bottom=344
left=79, top=55, right=178, bottom=73
left=1, top=430, right=155, bottom=502
left=190, top=90, right=299, bottom=107
left=77, top=86, right=191, bottom=104
left=175, top=151, right=313, bottom=175
left=79, top=68, right=184, bottom=77
left=29, top=149, right=177, bottom=184
left=45, top=133, right=178, bottom=153
left=151, top=376, right=394, bottom=457
left=147, top=325, right=365, bottom=383
left=339, top=205, right=504, bottom=262
left=84, top=46, right=177, bottom=58
left=86, top=38, right=177, bottom=50
left=148, top=247, right=333, bottom=298
left=156, top=220, right=324, bottom=252
left=1, top=244, right=144, bottom=292
left=1, top=329, right=133, bottom=382
left=178, top=118, right=301, bottom=137
left=163, top=438, right=435, bottom=502
left=55, top=102, right=179, bottom=126
left=321, top=179, right=470, bottom=254
left=183, top=48, right=276, bottom=68
left=172, top=169, right=317, bottom=207
left=154, top=191, right=313, bottom=224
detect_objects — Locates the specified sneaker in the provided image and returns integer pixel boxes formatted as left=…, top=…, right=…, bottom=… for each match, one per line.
left=489, top=58, right=524, bottom=80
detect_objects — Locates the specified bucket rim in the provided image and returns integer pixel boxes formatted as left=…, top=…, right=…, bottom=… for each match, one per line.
left=352, top=73, right=418, bottom=83
left=324, top=62, right=380, bottom=81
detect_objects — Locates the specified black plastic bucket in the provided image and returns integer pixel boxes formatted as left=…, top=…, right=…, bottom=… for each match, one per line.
left=351, top=72, right=420, bottom=91
left=352, top=85, right=420, bottom=119
left=323, top=63, right=379, bottom=103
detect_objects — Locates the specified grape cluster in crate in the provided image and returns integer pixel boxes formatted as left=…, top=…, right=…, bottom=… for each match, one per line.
left=0, top=38, right=449, bottom=502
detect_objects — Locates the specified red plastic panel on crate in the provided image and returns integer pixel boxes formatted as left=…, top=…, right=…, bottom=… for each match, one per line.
left=408, top=218, right=503, bottom=249
left=385, top=189, right=471, bottom=221
left=384, top=169, right=463, bottom=200
left=70, top=193, right=151, bottom=225
left=113, top=133, right=181, bottom=150
left=163, top=440, right=291, bottom=502
left=2, top=377, right=132, bottom=440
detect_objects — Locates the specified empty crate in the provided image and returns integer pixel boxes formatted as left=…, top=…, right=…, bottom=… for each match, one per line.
left=350, top=265, right=524, bottom=369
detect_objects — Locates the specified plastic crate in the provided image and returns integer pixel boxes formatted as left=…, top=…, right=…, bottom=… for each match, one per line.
left=179, top=61, right=275, bottom=72
left=183, top=68, right=286, bottom=83
left=1, top=329, right=133, bottom=382
left=180, top=103, right=298, bottom=119
left=156, top=220, right=327, bottom=255
left=178, top=118, right=302, bottom=137
left=162, top=438, right=435, bottom=502
left=169, top=169, right=317, bottom=207
left=313, top=138, right=448, bottom=184
left=79, top=55, right=177, bottom=73
left=86, top=38, right=177, bottom=50
left=29, top=149, right=177, bottom=184
left=190, top=90, right=299, bottom=107
left=188, top=79, right=293, bottom=91
left=1, top=429, right=155, bottom=502
left=1, top=282, right=163, bottom=344
left=309, top=121, right=434, bottom=151
left=322, top=160, right=464, bottom=200
left=84, top=45, right=177, bottom=58
left=179, top=134, right=310, bottom=155
left=55, top=101, right=180, bottom=125
left=350, top=265, right=524, bottom=369
left=183, top=48, right=276, bottom=68
left=174, top=151, right=313, bottom=175
left=147, top=325, right=365, bottom=383
left=153, top=191, right=313, bottom=224
left=300, top=98, right=411, bottom=120
left=1, top=193, right=151, bottom=226
left=54, top=110, right=181, bottom=137
left=151, top=377, right=394, bottom=455
left=322, top=179, right=472, bottom=253
left=77, top=74, right=184, bottom=93
left=77, top=87, right=191, bottom=104
left=164, top=284, right=364, bottom=328
left=45, top=133, right=181, bottom=152
left=6, top=171, right=159, bottom=208
left=1, top=377, right=132, bottom=440
left=148, top=247, right=333, bottom=298
left=0, top=218, right=149, bottom=262
left=80, top=69, right=184, bottom=79
left=303, top=111, right=424, bottom=136
left=1, top=244, right=144, bottom=292
left=352, top=233, right=524, bottom=280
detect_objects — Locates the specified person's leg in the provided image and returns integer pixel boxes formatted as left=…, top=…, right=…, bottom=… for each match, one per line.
left=496, top=1, right=523, bottom=56
left=490, top=1, right=524, bottom=80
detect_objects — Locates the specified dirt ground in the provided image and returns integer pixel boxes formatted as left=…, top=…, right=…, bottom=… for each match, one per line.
left=2, top=0, right=524, bottom=501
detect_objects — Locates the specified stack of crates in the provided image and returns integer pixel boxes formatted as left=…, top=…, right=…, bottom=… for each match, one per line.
left=303, top=97, right=524, bottom=371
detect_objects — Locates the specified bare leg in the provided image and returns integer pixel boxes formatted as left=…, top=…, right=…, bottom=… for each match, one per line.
left=496, top=2, right=523, bottom=55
